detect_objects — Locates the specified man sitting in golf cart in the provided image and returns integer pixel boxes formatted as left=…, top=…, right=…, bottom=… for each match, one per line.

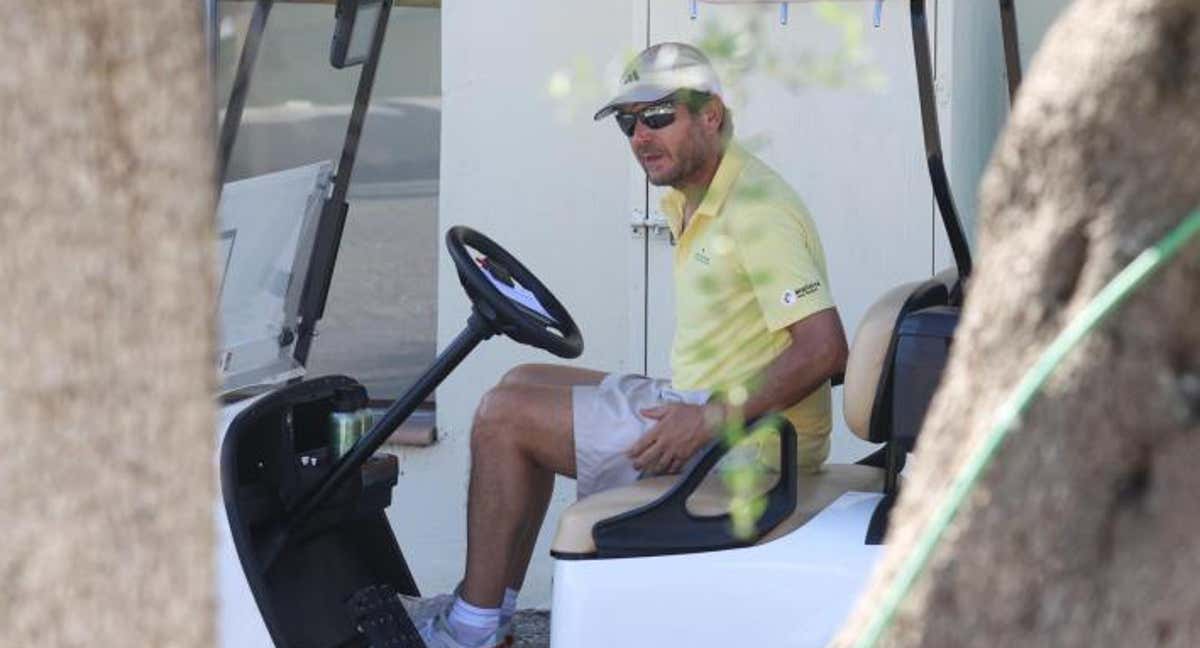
left=406, top=42, right=849, bottom=648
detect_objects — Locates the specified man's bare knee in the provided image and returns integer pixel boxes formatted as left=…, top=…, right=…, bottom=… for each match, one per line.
left=497, top=363, right=605, bottom=388
left=472, top=386, right=519, bottom=452
left=498, top=364, right=542, bottom=387
left=471, top=383, right=574, bottom=474
left=471, top=384, right=549, bottom=451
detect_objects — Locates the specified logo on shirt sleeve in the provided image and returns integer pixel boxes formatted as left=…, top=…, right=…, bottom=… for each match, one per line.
left=780, top=281, right=822, bottom=306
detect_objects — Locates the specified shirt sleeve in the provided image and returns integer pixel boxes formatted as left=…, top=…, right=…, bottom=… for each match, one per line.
left=730, top=206, right=834, bottom=332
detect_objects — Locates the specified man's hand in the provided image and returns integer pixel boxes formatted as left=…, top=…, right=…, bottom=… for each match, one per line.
left=628, top=403, right=722, bottom=475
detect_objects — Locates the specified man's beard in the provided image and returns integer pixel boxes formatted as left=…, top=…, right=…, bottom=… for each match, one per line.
left=640, top=124, right=708, bottom=187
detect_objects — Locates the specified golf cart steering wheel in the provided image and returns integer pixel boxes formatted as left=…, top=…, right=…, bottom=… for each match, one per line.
left=446, top=226, right=584, bottom=359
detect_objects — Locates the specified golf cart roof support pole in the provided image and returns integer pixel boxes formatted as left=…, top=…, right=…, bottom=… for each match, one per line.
left=217, top=0, right=274, bottom=186
left=263, top=312, right=494, bottom=569
left=998, top=0, right=1023, bottom=102
left=910, top=0, right=973, bottom=280
left=292, top=0, right=394, bottom=367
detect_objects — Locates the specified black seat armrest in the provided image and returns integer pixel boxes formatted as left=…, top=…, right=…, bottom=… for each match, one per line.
left=591, top=416, right=798, bottom=558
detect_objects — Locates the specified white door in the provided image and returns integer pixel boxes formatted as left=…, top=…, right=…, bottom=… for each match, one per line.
left=642, top=0, right=942, bottom=463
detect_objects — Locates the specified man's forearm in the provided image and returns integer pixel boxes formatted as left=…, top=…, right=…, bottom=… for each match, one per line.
left=711, top=311, right=848, bottom=426
left=742, top=347, right=839, bottom=423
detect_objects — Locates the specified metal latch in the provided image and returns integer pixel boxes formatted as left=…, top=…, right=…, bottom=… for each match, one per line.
left=630, top=210, right=674, bottom=244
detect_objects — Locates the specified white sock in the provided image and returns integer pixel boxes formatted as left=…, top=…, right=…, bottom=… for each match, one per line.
left=447, top=596, right=501, bottom=646
left=501, top=587, right=519, bottom=622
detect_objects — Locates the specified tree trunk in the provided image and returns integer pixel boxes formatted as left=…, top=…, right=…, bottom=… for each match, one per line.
left=0, top=3, right=216, bottom=647
left=835, top=0, right=1200, bottom=646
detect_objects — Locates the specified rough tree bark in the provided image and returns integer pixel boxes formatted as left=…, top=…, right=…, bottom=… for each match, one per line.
left=835, top=0, right=1200, bottom=646
left=0, top=3, right=215, bottom=647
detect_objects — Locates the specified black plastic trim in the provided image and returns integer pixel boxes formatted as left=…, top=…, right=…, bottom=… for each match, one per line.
left=348, top=584, right=423, bottom=646
left=855, top=443, right=906, bottom=476
left=330, top=0, right=382, bottom=69
left=549, top=550, right=598, bottom=561
left=998, top=0, right=1023, bottom=102
left=855, top=442, right=907, bottom=498
left=294, top=0, right=394, bottom=367
left=221, top=375, right=423, bottom=648
left=865, top=279, right=949, bottom=444
left=865, top=492, right=898, bottom=545
left=217, top=0, right=273, bottom=185
left=590, top=416, right=797, bottom=559
left=910, top=0, right=973, bottom=282
left=855, top=444, right=888, bottom=469
left=883, top=438, right=905, bottom=495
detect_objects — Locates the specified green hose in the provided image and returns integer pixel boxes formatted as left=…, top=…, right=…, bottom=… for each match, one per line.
left=853, top=208, right=1200, bottom=648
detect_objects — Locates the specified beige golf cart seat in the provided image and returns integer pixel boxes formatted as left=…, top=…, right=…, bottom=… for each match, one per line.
left=551, top=271, right=957, bottom=559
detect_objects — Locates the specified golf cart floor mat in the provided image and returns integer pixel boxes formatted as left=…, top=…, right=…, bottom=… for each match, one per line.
left=222, top=375, right=422, bottom=648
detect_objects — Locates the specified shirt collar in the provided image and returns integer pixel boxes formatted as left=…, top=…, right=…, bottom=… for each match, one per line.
left=660, top=142, right=747, bottom=237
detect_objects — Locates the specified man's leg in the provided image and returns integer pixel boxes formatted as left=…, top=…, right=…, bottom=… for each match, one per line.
left=495, top=365, right=605, bottom=591
left=497, top=363, right=607, bottom=389
left=459, top=365, right=604, bottom=608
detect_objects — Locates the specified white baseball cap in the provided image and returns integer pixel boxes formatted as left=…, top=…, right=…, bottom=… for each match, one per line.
left=593, top=42, right=723, bottom=121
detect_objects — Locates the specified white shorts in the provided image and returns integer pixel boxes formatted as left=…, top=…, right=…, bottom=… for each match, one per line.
left=571, top=373, right=710, bottom=499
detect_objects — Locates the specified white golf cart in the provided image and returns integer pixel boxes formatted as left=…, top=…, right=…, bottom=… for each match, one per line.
left=216, top=0, right=1022, bottom=646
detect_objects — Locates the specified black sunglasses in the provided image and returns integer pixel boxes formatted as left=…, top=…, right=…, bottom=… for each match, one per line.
left=614, top=100, right=678, bottom=137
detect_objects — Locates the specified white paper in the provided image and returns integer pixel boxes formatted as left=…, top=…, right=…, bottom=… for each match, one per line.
left=475, top=257, right=556, bottom=322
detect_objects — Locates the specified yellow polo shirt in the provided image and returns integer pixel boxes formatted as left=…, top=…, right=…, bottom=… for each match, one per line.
left=662, top=143, right=834, bottom=473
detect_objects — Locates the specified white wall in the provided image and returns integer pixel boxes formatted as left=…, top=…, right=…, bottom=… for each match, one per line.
left=944, top=0, right=1074, bottom=255
left=945, top=0, right=1009, bottom=250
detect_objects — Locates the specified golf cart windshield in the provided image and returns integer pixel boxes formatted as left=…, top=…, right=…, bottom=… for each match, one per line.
left=217, top=162, right=332, bottom=393
left=214, top=0, right=441, bottom=398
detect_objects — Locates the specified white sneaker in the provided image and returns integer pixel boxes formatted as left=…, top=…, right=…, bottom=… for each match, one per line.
left=403, top=590, right=516, bottom=643
left=398, top=591, right=457, bottom=628
left=399, top=592, right=513, bottom=648
left=421, top=608, right=512, bottom=648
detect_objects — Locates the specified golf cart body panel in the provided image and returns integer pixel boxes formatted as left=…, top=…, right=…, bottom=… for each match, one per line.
left=551, top=492, right=884, bottom=647
left=213, top=0, right=1027, bottom=644
left=222, top=375, right=421, bottom=648
left=551, top=462, right=886, bottom=557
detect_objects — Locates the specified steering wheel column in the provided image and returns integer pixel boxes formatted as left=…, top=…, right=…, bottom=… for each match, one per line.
left=267, top=226, right=584, bottom=565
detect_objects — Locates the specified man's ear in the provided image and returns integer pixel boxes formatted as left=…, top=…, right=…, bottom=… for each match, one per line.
left=704, top=100, right=724, bottom=134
